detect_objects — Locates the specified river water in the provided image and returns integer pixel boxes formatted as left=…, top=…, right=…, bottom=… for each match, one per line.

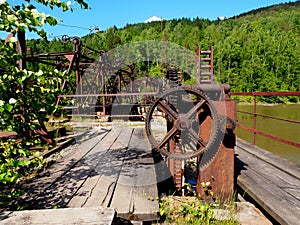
left=236, top=104, right=300, bottom=165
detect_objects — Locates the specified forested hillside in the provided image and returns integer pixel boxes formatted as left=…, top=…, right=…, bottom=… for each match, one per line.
left=28, top=2, right=300, bottom=96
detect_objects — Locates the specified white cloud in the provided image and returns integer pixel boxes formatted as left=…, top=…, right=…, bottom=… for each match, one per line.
left=145, top=16, right=165, bottom=23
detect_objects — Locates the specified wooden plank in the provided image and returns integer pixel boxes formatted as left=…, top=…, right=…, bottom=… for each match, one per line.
left=129, top=138, right=159, bottom=221
left=235, top=140, right=300, bottom=225
left=67, top=128, right=133, bottom=208
left=24, top=161, right=94, bottom=208
left=98, top=128, right=133, bottom=207
left=60, top=127, right=124, bottom=207
left=236, top=146, right=300, bottom=207
left=67, top=171, right=106, bottom=208
left=282, top=187, right=300, bottom=201
left=235, top=146, right=300, bottom=189
left=78, top=127, right=124, bottom=177
left=109, top=128, right=159, bottom=221
left=14, top=128, right=110, bottom=209
left=237, top=167, right=300, bottom=225
left=236, top=138, right=300, bottom=179
left=26, top=128, right=124, bottom=209
left=23, top=128, right=109, bottom=190
left=0, top=207, right=115, bottom=225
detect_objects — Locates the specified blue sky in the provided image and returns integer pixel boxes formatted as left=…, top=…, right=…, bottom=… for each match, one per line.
left=1, top=0, right=297, bottom=39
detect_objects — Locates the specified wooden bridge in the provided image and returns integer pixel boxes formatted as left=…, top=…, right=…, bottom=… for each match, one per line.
left=1, top=123, right=300, bottom=224
left=1, top=125, right=162, bottom=224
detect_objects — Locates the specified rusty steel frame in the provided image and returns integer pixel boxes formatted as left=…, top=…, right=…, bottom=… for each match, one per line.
left=237, top=110, right=300, bottom=124
left=59, top=92, right=159, bottom=98
left=229, top=91, right=300, bottom=148
left=26, top=36, right=157, bottom=118
left=230, top=91, right=300, bottom=96
left=26, top=36, right=97, bottom=107
left=196, top=98, right=236, bottom=201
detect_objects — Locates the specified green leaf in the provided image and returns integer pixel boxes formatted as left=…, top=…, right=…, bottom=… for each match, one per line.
left=159, top=208, right=165, bottom=216
left=46, top=16, right=58, bottom=26
left=10, top=176, right=17, bottom=183
left=37, top=29, right=47, bottom=39
left=17, top=77, right=23, bottom=85
left=18, top=160, right=31, bottom=167
left=4, top=103, right=13, bottom=112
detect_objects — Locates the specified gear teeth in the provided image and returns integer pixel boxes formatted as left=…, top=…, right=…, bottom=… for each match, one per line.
left=198, top=125, right=223, bottom=170
left=145, top=86, right=224, bottom=163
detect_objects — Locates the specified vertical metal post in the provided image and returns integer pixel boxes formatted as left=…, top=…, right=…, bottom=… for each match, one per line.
left=210, top=46, right=214, bottom=83
left=196, top=46, right=201, bottom=85
left=17, top=31, right=26, bottom=70
left=253, top=95, right=257, bottom=145
left=102, top=70, right=106, bottom=116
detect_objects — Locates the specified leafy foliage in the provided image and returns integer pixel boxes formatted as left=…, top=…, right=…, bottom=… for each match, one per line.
left=157, top=196, right=238, bottom=225
left=0, top=138, right=43, bottom=205
left=0, top=0, right=88, bottom=205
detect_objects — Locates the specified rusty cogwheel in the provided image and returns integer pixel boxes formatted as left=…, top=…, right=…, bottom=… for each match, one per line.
left=145, top=86, right=223, bottom=165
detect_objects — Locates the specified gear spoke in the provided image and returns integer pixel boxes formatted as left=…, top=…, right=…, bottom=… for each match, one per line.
left=157, top=126, right=178, bottom=149
left=145, top=86, right=222, bottom=160
left=157, top=99, right=179, bottom=121
left=188, top=128, right=207, bottom=147
left=186, top=98, right=206, bottom=119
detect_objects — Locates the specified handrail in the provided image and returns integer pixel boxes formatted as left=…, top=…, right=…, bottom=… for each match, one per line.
left=237, top=110, right=300, bottom=124
left=230, top=91, right=300, bottom=96
left=229, top=91, right=300, bottom=148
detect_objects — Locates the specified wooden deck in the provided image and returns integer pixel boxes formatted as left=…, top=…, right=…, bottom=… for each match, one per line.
left=2, top=125, right=300, bottom=224
left=235, top=138, right=300, bottom=225
left=2, top=125, right=160, bottom=223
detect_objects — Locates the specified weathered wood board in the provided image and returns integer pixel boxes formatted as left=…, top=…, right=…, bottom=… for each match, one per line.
left=108, top=128, right=159, bottom=221
left=15, top=128, right=111, bottom=209
left=0, top=207, right=115, bottom=225
left=68, top=127, right=133, bottom=208
left=235, top=138, right=300, bottom=225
